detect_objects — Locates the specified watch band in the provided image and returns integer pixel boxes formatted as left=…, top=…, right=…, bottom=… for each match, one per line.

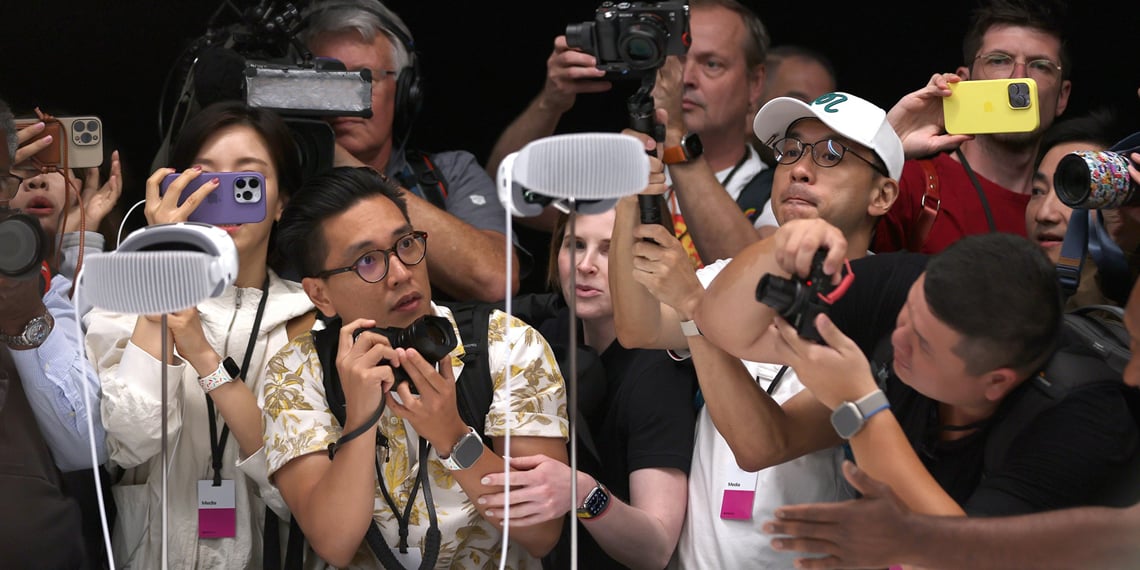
left=0, top=311, right=55, bottom=350
left=576, top=478, right=612, bottom=520
left=831, top=389, right=890, bottom=439
left=199, top=356, right=240, bottom=393
left=854, top=389, right=891, bottom=419
left=679, top=319, right=702, bottom=337
left=662, top=132, right=703, bottom=165
left=439, top=426, right=483, bottom=471
left=662, top=144, right=690, bottom=165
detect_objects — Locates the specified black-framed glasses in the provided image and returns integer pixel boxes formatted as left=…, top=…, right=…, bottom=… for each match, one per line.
left=315, top=231, right=428, bottom=283
left=771, top=137, right=889, bottom=177
left=974, top=52, right=1062, bottom=81
left=0, top=172, right=24, bottom=200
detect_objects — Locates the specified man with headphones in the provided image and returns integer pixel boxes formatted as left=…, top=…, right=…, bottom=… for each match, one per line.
left=300, top=0, right=522, bottom=303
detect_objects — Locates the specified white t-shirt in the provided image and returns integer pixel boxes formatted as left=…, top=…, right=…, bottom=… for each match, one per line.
left=671, top=259, right=852, bottom=570
left=665, top=145, right=768, bottom=216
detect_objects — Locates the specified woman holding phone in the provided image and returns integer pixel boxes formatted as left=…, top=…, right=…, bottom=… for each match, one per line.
left=84, top=101, right=316, bottom=569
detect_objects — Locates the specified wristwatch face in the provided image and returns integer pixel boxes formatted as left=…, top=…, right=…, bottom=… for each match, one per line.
left=450, top=431, right=484, bottom=470
left=830, top=402, right=864, bottom=439
left=4, top=313, right=53, bottom=349
left=577, top=485, right=610, bottom=518
left=682, top=133, right=703, bottom=159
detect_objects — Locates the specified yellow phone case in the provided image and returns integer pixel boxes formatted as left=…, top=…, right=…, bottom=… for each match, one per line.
left=943, top=78, right=1039, bottom=135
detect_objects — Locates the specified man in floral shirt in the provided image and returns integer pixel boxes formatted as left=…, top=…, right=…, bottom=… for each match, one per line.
left=263, top=166, right=568, bottom=568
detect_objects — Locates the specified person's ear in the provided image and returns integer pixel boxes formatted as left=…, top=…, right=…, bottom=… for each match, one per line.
left=302, top=276, right=336, bottom=318
left=868, top=176, right=899, bottom=216
left=982, top=367, right=1021, bottom=401
left=956, top=65, right=971, bottom=81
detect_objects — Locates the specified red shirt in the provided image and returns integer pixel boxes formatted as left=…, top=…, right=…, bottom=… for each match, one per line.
left=873, top=153, right=1031, bottom=254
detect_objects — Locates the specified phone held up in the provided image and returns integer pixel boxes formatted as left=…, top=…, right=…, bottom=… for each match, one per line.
left=159, top=171, right=268, bottom=226
left=943, top=78, right=1039, bottom=135
left=14, top=116, right=105, bottom=170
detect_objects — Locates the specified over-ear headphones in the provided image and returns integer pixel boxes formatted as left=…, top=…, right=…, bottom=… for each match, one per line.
left=301, top=0, right=424, bottom=141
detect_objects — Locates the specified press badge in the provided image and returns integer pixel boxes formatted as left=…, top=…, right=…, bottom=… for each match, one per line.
left=719, top=464, right=759, bottom=520
left=198, top=479, right=236, bottom=538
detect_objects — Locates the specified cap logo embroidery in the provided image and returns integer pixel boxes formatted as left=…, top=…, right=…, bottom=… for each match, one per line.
left=812, top=93, right=848, bottom=113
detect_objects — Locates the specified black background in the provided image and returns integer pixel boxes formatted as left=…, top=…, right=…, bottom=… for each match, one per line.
left=3, top=0, right=1139, bottom=236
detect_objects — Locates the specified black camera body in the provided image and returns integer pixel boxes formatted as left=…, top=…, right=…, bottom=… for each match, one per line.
left=0, top=207, right=47, bottom=281
left=353, top=315, right=458, bottom=394
left=755, top=250, right=837, bottom=344
left=566, top=1, right=690, bottom=80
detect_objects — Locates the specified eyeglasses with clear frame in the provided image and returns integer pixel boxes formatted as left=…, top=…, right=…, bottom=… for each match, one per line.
left=973, top=52, right=1063, bottom=82
left=315, top=230, right=428, bottom=283
left=771, top=137, right=889, bottom=177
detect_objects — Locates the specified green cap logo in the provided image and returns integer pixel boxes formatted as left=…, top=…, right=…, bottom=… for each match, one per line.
left=812, top=93, right=848, bottom=113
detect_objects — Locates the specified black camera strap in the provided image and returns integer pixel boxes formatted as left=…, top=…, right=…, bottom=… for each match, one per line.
left=954, top=148, right=997, bottom=233
left=365, top=437, right=442, bottom=570
left=206, top=274, right=269, bottom=486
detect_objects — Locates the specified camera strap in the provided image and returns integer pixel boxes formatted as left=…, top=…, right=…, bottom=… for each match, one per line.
left=205, top=275, right=269, bottom=485
left=366, top=437, right=442, bottom=570
left=954, top=149, right=997, bottom=234
left=1057, top=209, right=1132, bottom=303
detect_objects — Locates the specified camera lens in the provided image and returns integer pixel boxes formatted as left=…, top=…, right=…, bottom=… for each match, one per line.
left=80, top=132, right=92, bottom=144
left=248, top=177, right=260, bottom=189
left=565, top=22, right=597, bottom=55
left=242, top=190, right=253, bottom=201
left=87, top=120, right=99, bottom=132
left=1055, top=151, right=1136, bottom=209
left=0, top=214, right=45, bottom=278
left=619, top=19, right=666, bottom=69
left=235, top=178, right=246, bottom=189
left=74, top=122, right=86, bottom=133
left=755, top=274, right=805, bottom=317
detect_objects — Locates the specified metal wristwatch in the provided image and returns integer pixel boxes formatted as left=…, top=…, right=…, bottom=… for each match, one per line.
left=663, top=133, right=704, bottom=165
left=830, top=389, right=890, bottom=439
left=0, top=311, right=54, bottom=350
left=576, top=478, right=612, bottom=520
left=439, top=426, right=484, bottom=471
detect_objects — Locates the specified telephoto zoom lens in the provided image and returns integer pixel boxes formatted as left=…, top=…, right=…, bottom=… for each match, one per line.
left=1054, top=151, right=1139, bottom=209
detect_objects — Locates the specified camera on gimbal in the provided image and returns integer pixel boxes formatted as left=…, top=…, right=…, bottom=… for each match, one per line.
left=755, top=250, right=853, bottom=344
left=566, top=1, right=690, bottom=80
left=353, top=315, right=458, bottom=395
left=0, top=205, right=47, bottom=281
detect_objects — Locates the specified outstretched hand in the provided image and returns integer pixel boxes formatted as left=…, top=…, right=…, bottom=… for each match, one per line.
left=765, top=461, right=916, bottom=569
left=63, top=150, right=122, bottom=233
left=887, top=73, right=973, bottom=160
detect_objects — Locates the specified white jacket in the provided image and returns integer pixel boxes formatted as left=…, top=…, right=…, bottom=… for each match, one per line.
left=85, top=271, right=313, bottom=570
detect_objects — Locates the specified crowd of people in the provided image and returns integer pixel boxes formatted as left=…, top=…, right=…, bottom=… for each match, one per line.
left=2, top=0, right=1139, bottom=568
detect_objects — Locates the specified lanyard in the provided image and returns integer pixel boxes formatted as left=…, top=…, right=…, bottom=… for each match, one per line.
left=206, top=275, right=270, bottom=485
left=719, top=147, right=750, bottom=190
left=372, top=437, right=441, bottom=569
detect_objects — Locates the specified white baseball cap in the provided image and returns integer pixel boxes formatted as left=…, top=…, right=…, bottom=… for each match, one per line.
left=753, top=92, right=904, bottom=180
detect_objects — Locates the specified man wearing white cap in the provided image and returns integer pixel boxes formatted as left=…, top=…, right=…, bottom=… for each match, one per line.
left=610, top=90, right=901, bottom=568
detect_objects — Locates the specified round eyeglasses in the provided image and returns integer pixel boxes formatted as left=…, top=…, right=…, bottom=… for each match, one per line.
left=315, top=231, right=428, bottom=283
left=771, top=137, right=889, bottom=177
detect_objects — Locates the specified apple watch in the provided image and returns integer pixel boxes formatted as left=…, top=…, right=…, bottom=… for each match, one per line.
left=198, top=356, right=241, bottom=393
left=439, top=426, right=484, bottom=471
left=679, top=319, right=702, bottom=337
left=663, top=133, right=704, bottom=165
left=830, top=389, right=890, bottom=439
left=576, top=478, right=612, bottom=520
left=0, top=311, right=54, bottom=350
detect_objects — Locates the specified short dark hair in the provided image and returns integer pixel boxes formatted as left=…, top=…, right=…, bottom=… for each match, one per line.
left=924, top=233, right=1062, bottom=377
left=961, top=0, right=1071, bottom=80
left=1036, top=108, right=1126, bottom=166
left=691, top=0, right=769, bottom=70
left=766, top=44, right=838, bottom=87
left=277, top=166, right=409, bottom=278
left=171, top=101, right=302, bottom=203
left=0, top=98, right=15, bottom=164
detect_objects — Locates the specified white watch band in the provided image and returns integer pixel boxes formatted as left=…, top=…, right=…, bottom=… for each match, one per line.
left=198, top=360, right=235, bottom=393
left=680, top=319, right=702, bottom=337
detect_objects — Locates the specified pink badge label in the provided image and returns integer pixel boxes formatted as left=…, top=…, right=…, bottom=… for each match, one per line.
left=720, top=489, right=755, bottom=520
left=198, top=480, right=236, bottom=538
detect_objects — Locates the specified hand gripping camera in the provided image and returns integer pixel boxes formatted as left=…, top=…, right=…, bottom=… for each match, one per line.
left=566, top=1, right=690, bottom=80
left=354, top=315, right=458, bottom=394
left=755, top=250, right=854, bottom=344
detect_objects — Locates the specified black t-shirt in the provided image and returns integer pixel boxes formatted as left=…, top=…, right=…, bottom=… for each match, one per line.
left=539, top=308, right=697, bottom=569
left=829, top=252, right=1137, bottom=516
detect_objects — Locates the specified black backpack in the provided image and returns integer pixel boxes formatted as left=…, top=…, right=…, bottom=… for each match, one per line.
left=308, top=298, right=604, bottom=566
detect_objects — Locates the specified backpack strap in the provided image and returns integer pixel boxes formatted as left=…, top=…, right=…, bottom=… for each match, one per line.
left=910, top=159, right=940, bottom=252
left=735, top=168, right=775, bottom=224
left=397, top=149, right=450, bottom=211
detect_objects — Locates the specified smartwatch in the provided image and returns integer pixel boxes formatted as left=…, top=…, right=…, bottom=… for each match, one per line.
left=576, top=478, right=612, bottom=520
left=439, top=426, right=484, bottom=471
left=198, top=356, right=241, bottom=393
left=679, top=319, right=702, bottom=337
left=830, top=389, right=890, bottom=439
left=663, top=133, right=704, bottom=165
left=0, top=311, right=54, bottom=350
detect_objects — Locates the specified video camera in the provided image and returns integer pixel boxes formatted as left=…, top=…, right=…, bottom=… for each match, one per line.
left=755, top=250, right=853, bottom=344
left=160, top=0, right=373, bottom=182
left=566, top=1, right=690, bottom=80
left=353, top=315, right=458, bottom=394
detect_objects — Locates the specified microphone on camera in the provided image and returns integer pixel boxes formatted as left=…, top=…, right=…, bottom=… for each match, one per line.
left=497, top=133, right=650, bottom=217
left=193, top=47, right=248, bottom=107
left=80, top=223, right=238, bottom=314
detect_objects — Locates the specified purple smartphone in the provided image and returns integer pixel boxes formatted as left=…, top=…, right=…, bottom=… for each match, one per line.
left=159, top=171, right=267, bottom=225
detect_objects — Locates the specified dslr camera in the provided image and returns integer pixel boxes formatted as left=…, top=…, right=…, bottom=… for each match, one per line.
left=1054, top=133, right=1140, bottom=209
left=0, top=196, right=47, bottom=281
left=354, top=315, right=458, bottom=394
left=755, top=250, right=850, bottom=344
left=566, top=1, right=690, bottom=79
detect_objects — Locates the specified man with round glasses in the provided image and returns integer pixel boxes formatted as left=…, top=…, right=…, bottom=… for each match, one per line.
left=264, top=166, right=569, bottom=568
left=874, top=0, right=1072, bottom=255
